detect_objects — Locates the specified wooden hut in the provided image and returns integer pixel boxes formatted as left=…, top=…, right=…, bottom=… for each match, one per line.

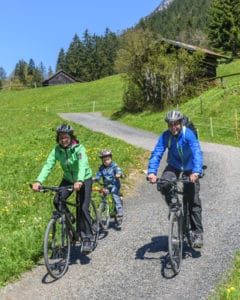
left=161, top=38, right=229, bottom=78
left=42, top=70, right=82, bottom=87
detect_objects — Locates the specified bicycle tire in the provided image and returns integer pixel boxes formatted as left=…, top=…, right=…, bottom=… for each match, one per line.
left=89, top=200, right=100, bottom=248
left=168, top=210, right=183, bottom=274
left=44, top=217, right=70, bottom=279
left=98, top=202, right=110, bottom=230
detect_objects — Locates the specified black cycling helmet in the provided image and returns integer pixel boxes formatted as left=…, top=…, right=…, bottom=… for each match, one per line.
left=56, top=124, right=74, bottom=135
left=165, top=110, right=183, bottom=123
left=99, top=149, right=112, bottom=158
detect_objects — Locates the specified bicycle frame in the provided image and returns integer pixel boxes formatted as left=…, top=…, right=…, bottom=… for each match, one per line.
left=30, top=184, right=99, bottom=279
left=92, top=182, right=122, bottom=230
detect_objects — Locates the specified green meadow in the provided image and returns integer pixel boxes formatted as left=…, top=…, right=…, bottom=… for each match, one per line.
left=0, top=60, right=240, bottom=299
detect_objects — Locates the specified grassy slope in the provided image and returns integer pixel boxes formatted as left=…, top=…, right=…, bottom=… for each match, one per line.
left=111, top=59, right=240, bottom=147
left=0, top=74, right=146, bottom=287
left=0, top=60, right=240, bottom=297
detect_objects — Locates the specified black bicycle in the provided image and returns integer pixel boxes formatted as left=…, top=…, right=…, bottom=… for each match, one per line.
left=30, top=184, right=100, bottom=279
left=157, top=175, right=194, bottom=274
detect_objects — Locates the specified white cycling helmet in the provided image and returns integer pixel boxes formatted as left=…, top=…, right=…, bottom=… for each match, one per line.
left=165, top=110, right=183, bottom=123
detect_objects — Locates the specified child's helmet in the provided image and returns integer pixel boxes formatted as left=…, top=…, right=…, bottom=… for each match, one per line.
left=99, top=149, right=112, bottom=158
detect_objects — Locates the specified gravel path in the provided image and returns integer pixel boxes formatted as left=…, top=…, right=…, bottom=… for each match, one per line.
left=1, top=112, right=240, bottom=300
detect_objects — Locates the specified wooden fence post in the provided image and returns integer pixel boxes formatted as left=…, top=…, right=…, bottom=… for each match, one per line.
left=235, top=110, right=238, bottom=142
left=210, top=117, right=214, bottom=137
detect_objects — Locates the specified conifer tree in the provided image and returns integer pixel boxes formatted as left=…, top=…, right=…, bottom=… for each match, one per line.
left=208, top=0, right=240, bottom=56
left=65, top=34, right=85, bottom=80
left=56, top=48, right=66, bottom=72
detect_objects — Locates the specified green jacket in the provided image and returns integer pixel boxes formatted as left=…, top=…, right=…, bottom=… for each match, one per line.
left=36, top=142, right=92, bottom=184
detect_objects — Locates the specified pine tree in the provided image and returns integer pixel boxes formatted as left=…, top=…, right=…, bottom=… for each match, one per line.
left=208, top=0, right=240, bottom=56
left=65, top=34, right=85, bottom=80
left=56, top=48, right=66, bottom=72
left=14, top=60, right=28, bottom=85
left=27, top=59, right=35, bottom=75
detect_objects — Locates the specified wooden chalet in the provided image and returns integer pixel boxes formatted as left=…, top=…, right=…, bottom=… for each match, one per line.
left=161, top=38, right=229, bottom=78
left=42, top=70, right=82, bottom=87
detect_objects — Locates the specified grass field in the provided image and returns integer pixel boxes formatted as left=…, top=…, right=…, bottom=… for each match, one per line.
left=0, top=60, right=240, bottom=298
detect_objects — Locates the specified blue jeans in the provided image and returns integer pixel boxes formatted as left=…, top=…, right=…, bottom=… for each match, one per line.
left=111, top=185, right=123, bottom=213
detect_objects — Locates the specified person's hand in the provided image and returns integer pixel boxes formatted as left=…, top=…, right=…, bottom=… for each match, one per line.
left=190, top=173, right=199, bottom=183
left=74, top=181, right=83, bottom=191
left=115, top=174, right=121, bottom=179
left=32, top=182, right=41, bottom=192
left=147, top=173, right=157, bottom=183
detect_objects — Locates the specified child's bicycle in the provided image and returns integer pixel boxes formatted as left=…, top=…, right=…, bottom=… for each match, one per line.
left=92, top=181, right=123, bottom=230
left=30, top=184, right=100, bottom=279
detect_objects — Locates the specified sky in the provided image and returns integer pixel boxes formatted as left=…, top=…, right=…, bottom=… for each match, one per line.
left=0, top=0, right=161, bottom=76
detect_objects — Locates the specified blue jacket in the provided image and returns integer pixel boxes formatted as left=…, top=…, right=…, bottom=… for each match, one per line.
left=148, top=127, right=203, bottom=175
left=94, top=161, right=122, bottom=188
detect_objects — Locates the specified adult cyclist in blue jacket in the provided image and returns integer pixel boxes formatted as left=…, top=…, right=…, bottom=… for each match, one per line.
left=147, top=110, right=204, bottom=248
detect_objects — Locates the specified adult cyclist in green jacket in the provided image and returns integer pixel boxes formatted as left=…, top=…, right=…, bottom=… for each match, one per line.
left=32, top=124, right=94, bottom=254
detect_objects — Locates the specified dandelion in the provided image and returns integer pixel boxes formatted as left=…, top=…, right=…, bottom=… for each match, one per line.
left=227, top=286, right=236, bottom=293
left=2, top=206, right=9, bottom=214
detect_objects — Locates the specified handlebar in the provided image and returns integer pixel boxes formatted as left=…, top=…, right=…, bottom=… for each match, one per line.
left=157, top=175, right=190, bottom=185
left=147, top=165, right=207, bottom=184
left=30, top=183, right=74, bottom=193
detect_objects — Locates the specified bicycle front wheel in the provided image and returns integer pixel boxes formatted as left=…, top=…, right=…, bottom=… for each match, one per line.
left=168, top=210, right=183, bottom=274
left=98, top=202, right=110, bottom=230
left=44, top=217, right=70, bottom=279
left=90, top=200, right=100, bottom=248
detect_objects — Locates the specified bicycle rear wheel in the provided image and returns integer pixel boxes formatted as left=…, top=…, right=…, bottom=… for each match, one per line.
left=44, top=217, right=70, bottom=279
left=90, top=200, right=100, bottom=248
left=168, top=210, right=183, bottom=274
left=98, top=202, right=110, bottom=230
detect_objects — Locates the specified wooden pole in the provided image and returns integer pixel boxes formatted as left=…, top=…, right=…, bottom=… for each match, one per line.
left=210, top=117, right=214, bottom=137
left=235, top=110, right=238, bottom=142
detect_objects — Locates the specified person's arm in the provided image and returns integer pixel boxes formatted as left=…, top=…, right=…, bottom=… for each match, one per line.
left=35, top=147, right=57, bottom=184
left=75, top=145, right=91, bottom=182
left=147, top=132, right=167, bottom=182
left=113, top=163, right=123, bottom=178
left=93, top=168, right=103, bottom=181
left=187, top=130, right=203, bottom=182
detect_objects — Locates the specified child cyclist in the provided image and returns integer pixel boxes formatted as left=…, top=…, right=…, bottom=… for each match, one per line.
left=93, top=149, right=123, bottom=217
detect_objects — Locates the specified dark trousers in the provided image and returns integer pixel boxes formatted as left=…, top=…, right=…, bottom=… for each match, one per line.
left=160, top=165, right=203, bottom=234
left=54, top=178, right=93, bottom=239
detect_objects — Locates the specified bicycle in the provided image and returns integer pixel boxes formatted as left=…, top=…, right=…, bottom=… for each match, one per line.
left=92, top=181, right=123, bottom=230
left=30, top=184, right=100, bottom=279
left=156, top=168, right=206, bottom=275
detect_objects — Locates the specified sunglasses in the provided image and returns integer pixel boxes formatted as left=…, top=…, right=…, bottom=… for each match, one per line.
left=168, top=121, right=181, bottom=127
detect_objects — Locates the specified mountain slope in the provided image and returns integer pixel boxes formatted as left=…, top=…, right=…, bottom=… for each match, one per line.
left=138, top=0, right=213, bottom=47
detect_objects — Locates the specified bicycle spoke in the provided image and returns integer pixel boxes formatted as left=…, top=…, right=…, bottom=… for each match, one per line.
left=44, top=218, right=70, bottom=279
left=98, top=202, right=110, bottom=230
left=90, top=201, right=100, bottom=248
left=168, top=211, right=183, bottom=274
